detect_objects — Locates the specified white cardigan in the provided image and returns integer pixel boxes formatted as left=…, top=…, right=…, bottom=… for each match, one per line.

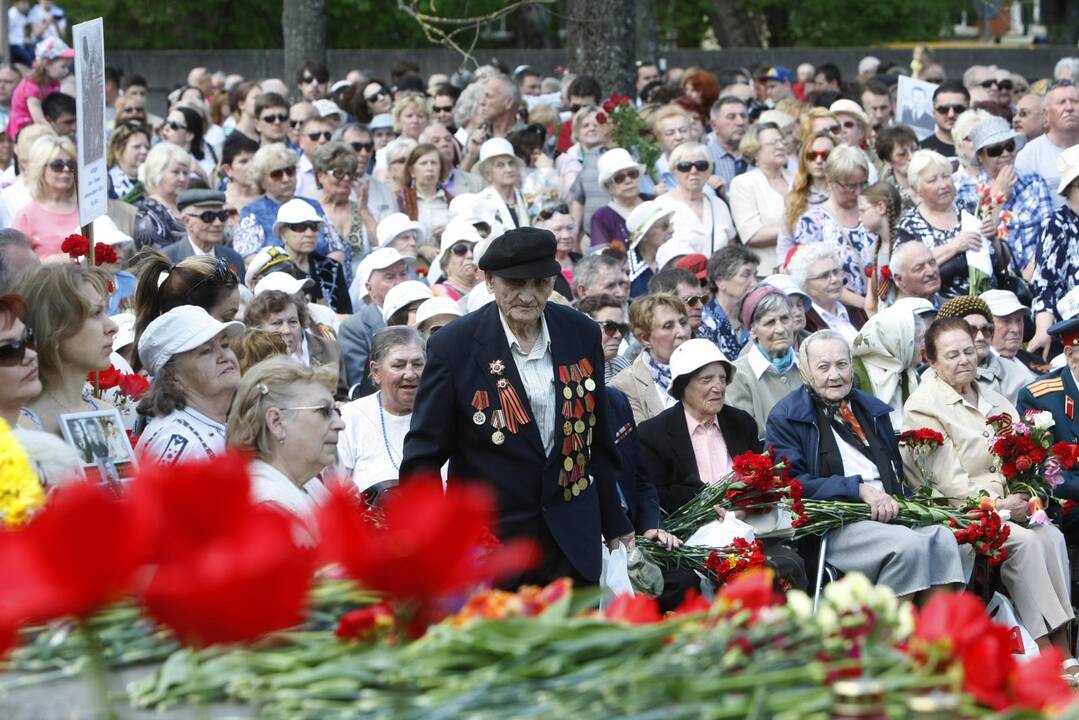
left=654, top=192, right=735, bottom=257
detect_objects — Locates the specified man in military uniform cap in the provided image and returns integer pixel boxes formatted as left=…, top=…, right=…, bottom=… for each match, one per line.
left=401, top=227, right=634, bottom=585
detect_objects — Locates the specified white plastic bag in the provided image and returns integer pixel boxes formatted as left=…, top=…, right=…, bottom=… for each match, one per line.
left=986, top=591, right=1040, bottom=661
left=685, top=513, right=755, bottom=548
left=599, top=543, right=634, bottom=609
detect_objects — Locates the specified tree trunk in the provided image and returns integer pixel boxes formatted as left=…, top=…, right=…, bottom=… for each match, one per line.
left=707, top=0, right=764, bottom=48
left=635, top=0, right=657, bottom=63
left=565, top=0, right=635, bottom=98
left=282, top=0, right=327, bottom=99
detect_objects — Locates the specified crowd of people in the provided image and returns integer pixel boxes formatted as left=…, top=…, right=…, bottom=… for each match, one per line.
left=3, top=20, right=1079, bottom=676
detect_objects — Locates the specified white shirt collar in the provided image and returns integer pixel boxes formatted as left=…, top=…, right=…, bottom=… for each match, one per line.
left=498, top=308, right=551, bottom=359
left=295, top=333, right=311, bottom=366
left=188, top=236, right=213, bottom=257
left=746, top=343, right=798, bottom=380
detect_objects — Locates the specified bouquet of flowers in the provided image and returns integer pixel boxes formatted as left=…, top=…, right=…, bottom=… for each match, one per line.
left=87, top=365, right=150, bottom=415
left=61, top=233, right=118, bottom=266
left=986, top=411, right=1079, bottom=517
left=968, top=183, right=1013, bottom=294
left=898, top=427, right=945, bottom=484
left=596, top=94, right=661, bottom=182
left=638, top=535, right=767, bottom=585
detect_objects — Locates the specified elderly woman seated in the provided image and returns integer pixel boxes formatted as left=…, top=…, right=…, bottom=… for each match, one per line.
left=226, top=355, right=344, bottom=524
left=936, top=295, right=1030, bottom=404
left=611, top=294, right=691, bottom=424
left=902, top=318, right=1078, bottom=674
left=135, top=305, right=244, bottom=464
left=766, top=330, right=969, bottom=600
left=789, top=242, right=863, bottom=342
left=638, top=338, right=807, bottom=591
left=851, top=302, right=926, bottom=428
left=338, top=326, right=425, bottom=497
left=726, top=285, right=804, bottom=439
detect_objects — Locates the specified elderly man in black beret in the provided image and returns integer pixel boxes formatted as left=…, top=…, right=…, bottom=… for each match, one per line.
left=401, top=227, right=635, bottom=586
left=163, top=189, right=245, bottom=277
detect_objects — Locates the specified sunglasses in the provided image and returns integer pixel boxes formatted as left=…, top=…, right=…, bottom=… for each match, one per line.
left=306, top=130, right=332, bottom=142
left=188, top=209, right=230, bottom=224
left=281, top=401, right=340, bottom=420
left=301, top=75, right=320, bottom=85
left=935, top=104, right=967, bottom=115
left=0, top=327, right=33, bottom=366
left=841, top=120, right=857, bottom=129
left=807, top=149, right=830, bottom=162
left=269, top=165, right=297, bottom=180
left=537, top=203, right=570, bottom=221
left=365, top=89, right=389, bottom=103
left=998, top=79, right=1013, bottom=91
left=165, top=120, right=187, bottom=131
left=970, top=324, right=996, bottom=337
left=824, top=124, right=841, bottom=135
left=48, top=159, right=75, bottom=172
left=980, top=79, right=999, bottom=88
left=289, top=118, right=305, bottom=128
left=260, top=113, right=288, bottom=124
left=285, top=221, right=321, bottom=233
left=189, top=258, right=238, bottom=293
left=675, top=160, right=710, bottom=173
left=983, top=139, right=1016, bottom=158
left=432, top=104, right=454, bottom=113
left=597, top=320, right=629, bottom=337
left=681, top=293, right=709, bottom=307
left=450, top=242, right=473, bottom=256
left=327, top=168, right=356, bottom=181
left=350, top=140, right=375, bottom=153
left=611, top=168, right=640, bottom=184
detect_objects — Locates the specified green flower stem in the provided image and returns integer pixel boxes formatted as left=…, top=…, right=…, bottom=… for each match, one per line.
left=79, top=618, right=118, bottom=720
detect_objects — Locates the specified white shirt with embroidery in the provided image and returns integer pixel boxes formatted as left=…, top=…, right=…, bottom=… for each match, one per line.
left=135, top=407, right=226, bottom=464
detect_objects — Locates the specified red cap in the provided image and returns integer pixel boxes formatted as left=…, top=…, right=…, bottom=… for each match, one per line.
left=674, top=253, right=708, bottom=280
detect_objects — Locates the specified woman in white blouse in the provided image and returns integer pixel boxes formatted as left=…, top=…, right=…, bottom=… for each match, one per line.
left=338, top=326, right=425, bottom=495
left=729, top=122, right=792, bottom=275
left=475, top=137, right=531, bottom=230
left=654, top=142, right=735, bottom=256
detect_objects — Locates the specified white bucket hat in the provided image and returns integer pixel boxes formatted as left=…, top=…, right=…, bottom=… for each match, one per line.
left=475, top=137, right=518, bottom=175
left=668, top=338, right=735, bottom=394
left=626, top=200, right=675, bottom=250
left=272, top=199, right=323, bottom=238
left=655, top=238, right=697, bottom=270
left=979, top=289, right=1028, bottom=317
left=376, top=212, right=426, bottom=248
left=351, top=247, right=415, bottom=302
left=597, top=148, right=644, bottom=186
left=381, top=280, right=433, bottom=323
left=137, top=305, right=244, bottom=376
left=829, top=99, right=869, bottom=126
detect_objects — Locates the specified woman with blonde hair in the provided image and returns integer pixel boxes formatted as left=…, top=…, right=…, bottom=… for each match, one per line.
left=392, top=94, right=429, bottom=141
left=133, top=143, right=192, bottom=249
left=729, top=121, right=792, bottom=273
left=226, top=355, right=344, bottom=523
left=556, top=105, right=611, bottom=223
left=654, top=142, right=735, bottom=256
left=779, top=130, right=835, bottom=262
left=12, top=134, right=78, bottom=258
left=949, top=108, right=991, bottom=209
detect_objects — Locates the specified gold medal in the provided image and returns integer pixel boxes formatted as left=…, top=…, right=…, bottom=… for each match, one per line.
left=563, top=488, right=573, bottom=502
left=588, top=414, right=596, bottom=427
left=577, top=478, right=588, bottom=492
left=563, top=421, right=572, bottom=436
left=574, top=419, right=585, bottom=434
left=571, top=482, right=581, bottom=497
left=473, top=411, right=486, bottom=425
left=576, top=452, right=586, bottom=467
left=563, top=457, right=574, bottom=472
left=562, top=385, right=573, bottom=400
left=584, top=378, right=596, bottom=391
left=492, top=431, right=505, bottom=445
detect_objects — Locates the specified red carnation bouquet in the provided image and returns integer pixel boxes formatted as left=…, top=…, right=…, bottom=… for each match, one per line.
left=949, top=496, right=1011, bottom=565
left=87, top=364, right=150, bottom=415
left=61, top=233, right=118, bottom=266
left=986, top=410, right=1079, bottom=520
left=639, top=535, right=767, bottom=587
left=898, top=427, right=945, bottom=485
left=596, top=93, right=661, bottom=182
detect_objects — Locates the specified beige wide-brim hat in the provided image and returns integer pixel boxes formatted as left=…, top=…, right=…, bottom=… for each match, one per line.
left=1056, top=144, right=1079, bottom=196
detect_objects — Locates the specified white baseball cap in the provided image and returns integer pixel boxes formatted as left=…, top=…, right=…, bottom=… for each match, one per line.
left=138, top=305, right=244, bottom=376
left=381, top=280, right=433, bottom=323
left=655, top=238, right=696, bottom=270
left=597, top=148, right=644, bottom=186
left=352, top=247, right=415, bottom=302
left=626, top=201, right=674, bottom=250
left=376, top=212, right=426, bottom=248
left=448, top=193, right=498, bottom=228
left=668, top=338, right=735, bottom=393
left=415, top=296, right=463, bottom=327
left=254, top=271, right=314, bottom=297
left=369, top=113, right=394, bottom=131
left=979, top=289, right=1028, bottom=317
left=272, top=199, right=324, bottom=238
left=245, top=246, right=295, bottom=287
left=312, top=99, right=344, bottom=120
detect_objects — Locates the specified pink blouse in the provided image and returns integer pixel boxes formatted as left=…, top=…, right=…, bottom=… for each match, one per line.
left=685, top=408, right=731, bottom=484
left=8, top=78, right=59, bottom=140
left=13, top=201, right=80, bottom=258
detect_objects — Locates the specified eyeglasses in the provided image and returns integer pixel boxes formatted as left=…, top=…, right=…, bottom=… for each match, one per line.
left=597, top=320, right=629, bottom=337
left=350, top=140, right=375, bottom=153
left=48, top=158, right=76, bottom=172
left=983, top=139, right=1016, bottom=158
left=833, top=179, right=866, bottom=193
left=260, top=113, right=288, bottom=124
left=675, top=160, right=710, bottom=173
left=285, top=221, right=321, bottom=233
left=188, top=209, right=230, bottom=224
left=823, top=124, right=841, bottom=135
left=807, top=149, right=830, bottom=162
left=970, top=323, right=996, bottom=337
left=537, top=203, right=570, bottom=221
left=611, top=168, right=640, bottom=184
left=280, top=401, right=340, bottom=420
left=301, top=75, right=320, bottom=85
left=306, top=130, right=332, bottom=142
left=681, top=293, right=709, bottom=307
left=980, top=79, right=999, bottom=88
left=0, top=327, right=33, bottom=366
left=935, top=104, right=967, bottom=115
left=841, top=120, right=857, bottom=129
left=432, top=104, right=454, bottom=113
left=807, top=267, right=842, bottom=282
left=268, top=165, right=297, bottom=181
left=166, top=120, right=187, bottom=131
left=450, top=242, right=473, bottom=256
left=326, top=168, right=356, bottom=181
left=365, top=89, right=389, bottom=103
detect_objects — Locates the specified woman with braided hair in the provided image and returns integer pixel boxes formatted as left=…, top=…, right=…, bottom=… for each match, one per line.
left=860, top=181, right=903, bottom=316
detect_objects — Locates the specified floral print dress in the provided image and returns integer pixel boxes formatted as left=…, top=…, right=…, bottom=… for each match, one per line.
left=1032, top=204, right=1079, bottom=319
left=792, top=205, right=873, bottom=295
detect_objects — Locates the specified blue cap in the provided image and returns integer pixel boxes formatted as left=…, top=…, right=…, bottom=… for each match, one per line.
left=763, top=66, right=794, bottom=83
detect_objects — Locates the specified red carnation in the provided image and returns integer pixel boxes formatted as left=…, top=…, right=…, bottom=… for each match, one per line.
left=1062, top=499, right=1077, bottom=515
left=89, top=365, right=124, bottom=390
left=1053, top=441, right=1079, bottom=470
left=119, top=373, right=151, bottom=400
left=880, top=265, right=891, bottom=280
left=94, top=244, right=118, bottom=265
left=864, top=264, right=874, bottom=277
left=595, top=111, right=608, bottom=124
left=61, top=234, right=89, bottom=259
left=335, top=602, right=394, bottom=642
left=605, top=593, right=661, bottom=624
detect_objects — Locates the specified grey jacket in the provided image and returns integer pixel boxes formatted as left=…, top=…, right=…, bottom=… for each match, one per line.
left=338, top=302, right=385, bottom=398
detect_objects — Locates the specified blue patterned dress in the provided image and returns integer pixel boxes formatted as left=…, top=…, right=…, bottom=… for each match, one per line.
left=792, top=205, right=873, bottom=295
left=697, top=299, right=749, bottom=359
left=1031, top=204, right=1079, bottom=319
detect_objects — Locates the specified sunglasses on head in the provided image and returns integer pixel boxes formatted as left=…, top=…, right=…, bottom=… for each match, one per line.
left=350, top=140, right=375, bottom=153
left=681, top=293, right=709, bottom=307
left=807, top=149, right=830, bottom=162
left=983, top=139, right=1016, bottom=158
left=189, top=258, right=238, bottom=293
left=269, top=165, right=297, bottom=180
left=537, top=203, right=570, bottom=221
left=935, top=104, right=967, bottom=115
left=450, top=242, right=473, bottom=256
left=281, top=400, right=340, bottom=420
left=261, top=113, right=288, bottom=124
left=365, top=89, right=389, bottom=103
left=675, top=160, right=710, bottom=173
left=48, top=159, right=75, bottom=172
left=306, top=130, right=332, bottom=142
left=597, top=320, right=629, bottom=337
left=612, top=168, right=640, bottom=184
left=0, top=327, right=33, bottom=366
left=165, top=120, right=187, bottom=131
left=433, top=104, right=454, bottom=113
left=188, top=209, right=230, bottom=224
left=285, top=221, right=321, bottom=233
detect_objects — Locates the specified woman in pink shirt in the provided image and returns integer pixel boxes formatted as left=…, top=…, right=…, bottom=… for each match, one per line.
left=13, top=134, right=79, bottom=259
left=7, top=37, right=73, bottom=140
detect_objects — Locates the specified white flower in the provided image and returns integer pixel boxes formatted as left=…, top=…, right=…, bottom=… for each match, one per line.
left=817, top=605, right=840, bottom=634
left=895, top=602, right=915, bottom=640
left=1031, top=411, right=1055, bottom=432
left=823, top=580, right=853, bottom=609
left=841, top=572, right=874, bottom=605
left=870, top=585, right=898, bottom=618
left=786, top=590, right=813, bottom=619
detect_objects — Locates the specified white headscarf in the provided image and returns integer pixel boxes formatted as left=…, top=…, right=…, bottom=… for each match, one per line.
left=852, top=304, right=921, bottom=419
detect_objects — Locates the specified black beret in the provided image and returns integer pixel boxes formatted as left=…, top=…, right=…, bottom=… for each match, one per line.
left=478, top=227, right=561, bottom=280
left=177, top=189, right=226, bottom=211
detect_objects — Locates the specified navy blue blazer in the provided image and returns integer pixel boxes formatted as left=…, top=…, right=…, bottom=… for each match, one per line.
left=765, top=386, right=904, bottom=501
left=162, top=239, right=244, bottom=280
left=1016, top=367, right=1079, bottom=502
left=607, top=386, right=661, bottom=533
left=400, top=301, right=633, bottom=582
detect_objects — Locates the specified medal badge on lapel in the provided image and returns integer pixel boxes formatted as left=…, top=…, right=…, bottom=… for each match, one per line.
left=558, top=358, right=597, bottom=502
left=485, top=358, right=530, bottom=446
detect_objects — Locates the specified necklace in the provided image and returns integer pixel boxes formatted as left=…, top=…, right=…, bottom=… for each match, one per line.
left=376, top=391, right=400, bottom=472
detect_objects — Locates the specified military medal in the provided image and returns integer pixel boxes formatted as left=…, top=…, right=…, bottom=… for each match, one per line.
left=489, top=359, right=505, bottom=376
left=491, top=409, right=506, bottom=445
left=584, top=377, right=596, bottom=392
left=471, top=390, right=490, bottom=426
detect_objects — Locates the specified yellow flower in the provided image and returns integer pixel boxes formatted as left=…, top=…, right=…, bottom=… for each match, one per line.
left=0, top=416, right=45, bottom=525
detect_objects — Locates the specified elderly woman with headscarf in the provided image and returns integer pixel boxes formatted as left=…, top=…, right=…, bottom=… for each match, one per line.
left=625, top=201, right=674, bottom=299
left=134, top=305, right=244, bottom=464
left=851, top=303, right=925, bottom=428
left=767, top=329, right=969, bottom=600
left=725, top=285, right=803, bottom=439
left=589, top=148, right=652, bottom=250
left=476, top=137, right=531, bottom=230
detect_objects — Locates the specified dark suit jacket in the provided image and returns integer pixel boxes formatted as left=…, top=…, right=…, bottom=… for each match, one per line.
left=162, top=239, right=244, bottom=279
left=400, top=301, right=633, bottom=582
left=638, top=402, right=762, bottom=513
left=607, top=386, right=661, bottom=532
left=804, top=304, right=868, bottom=334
